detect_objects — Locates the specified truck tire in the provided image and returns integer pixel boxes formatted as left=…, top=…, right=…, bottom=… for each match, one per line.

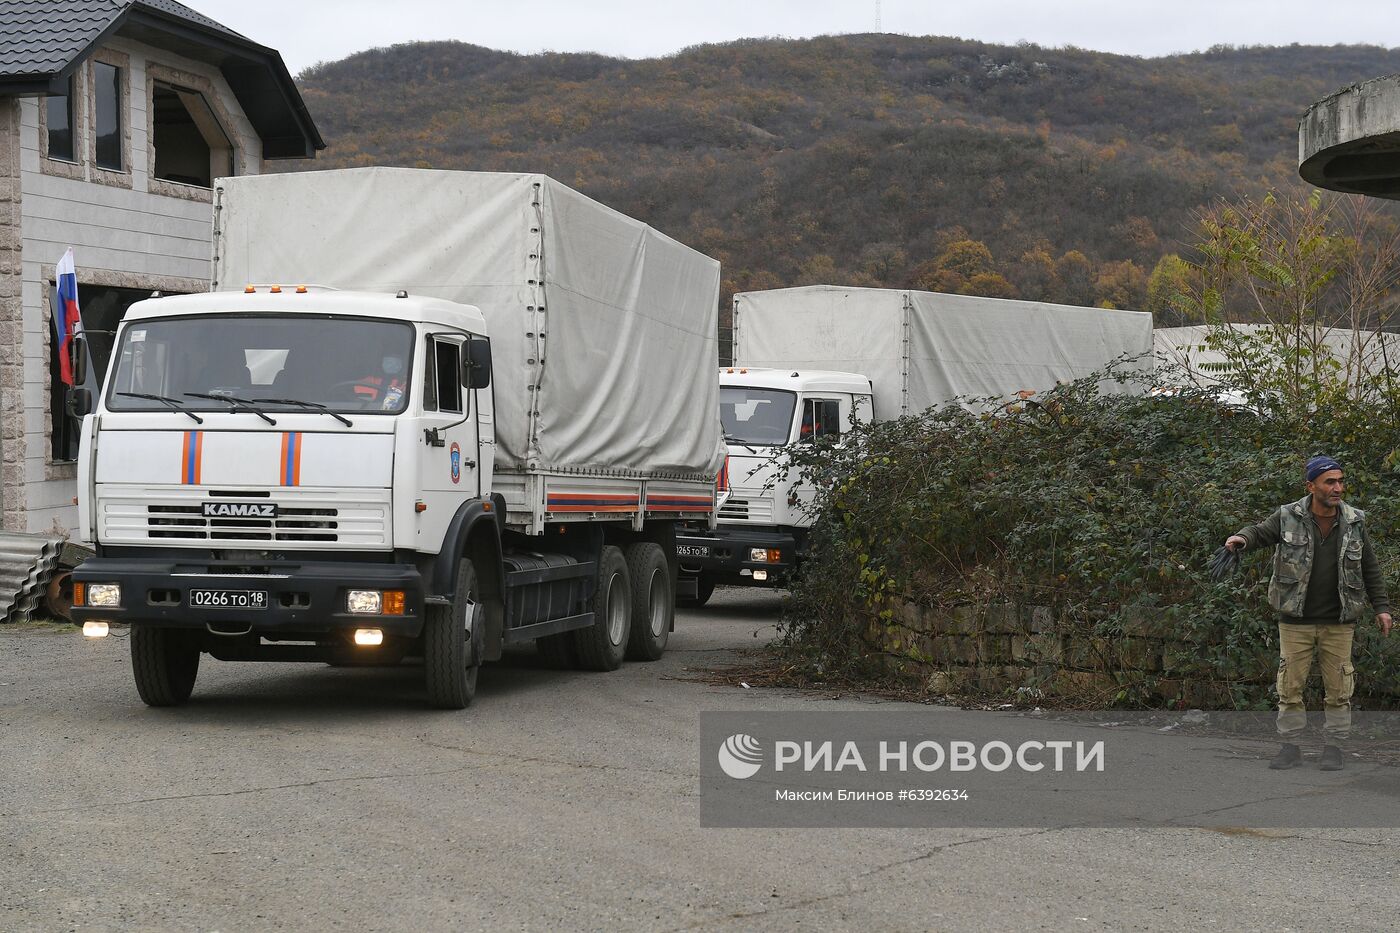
left=678, top=573, right=715, bottom=609
left=572, top=545, right=631, bottom=671
left=424, top=560, right=480, bottom=709
left=624, top=542, right=671, bottom=661
left=130, top=626, right=200, bottom=707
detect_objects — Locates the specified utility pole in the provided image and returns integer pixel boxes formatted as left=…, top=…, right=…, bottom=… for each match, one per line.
left=875, top=0, right=882, bottom=32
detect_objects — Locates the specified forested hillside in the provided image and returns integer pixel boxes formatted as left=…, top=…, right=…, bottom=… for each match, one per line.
left=293, top=35, right=1400, bottom=318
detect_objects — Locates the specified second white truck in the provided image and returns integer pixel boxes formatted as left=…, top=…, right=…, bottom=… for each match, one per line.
left=676, top=285, right=1154, bottom=601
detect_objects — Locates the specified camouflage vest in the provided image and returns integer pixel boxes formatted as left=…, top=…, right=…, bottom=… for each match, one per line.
left=1268, top=496, right=1368, bottom=621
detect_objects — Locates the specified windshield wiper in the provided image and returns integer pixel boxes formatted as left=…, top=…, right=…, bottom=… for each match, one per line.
left=183, top=392, right=277, bottom=426
left=115, top=392, right=204, bottom=424
left=724, top=433, right=759, bottom=454
left=253, top=397, right=353, bottom=427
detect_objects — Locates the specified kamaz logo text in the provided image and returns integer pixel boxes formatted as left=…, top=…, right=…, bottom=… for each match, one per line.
left=202, top=502, right=278, bottom=518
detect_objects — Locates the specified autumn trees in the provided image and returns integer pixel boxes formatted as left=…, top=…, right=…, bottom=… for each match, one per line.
left=296, top=35, right=1400, bottom=316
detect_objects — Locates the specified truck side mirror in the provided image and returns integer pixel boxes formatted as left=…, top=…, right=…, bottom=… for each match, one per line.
left=67, top=386, right=92, bottom=418
left=463, top=336, right=492, bottom=390
left=70, top=334, right=87, bottom=386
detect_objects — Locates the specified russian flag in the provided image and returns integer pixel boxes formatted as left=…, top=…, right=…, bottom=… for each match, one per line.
left=55, top=247, right=83, bottom=385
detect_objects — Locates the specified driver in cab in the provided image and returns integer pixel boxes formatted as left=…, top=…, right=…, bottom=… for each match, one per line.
left=352, top=354, right=406, bottom=410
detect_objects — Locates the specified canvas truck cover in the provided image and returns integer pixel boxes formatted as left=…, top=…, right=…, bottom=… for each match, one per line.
left=733, top=285, right=1154, bottom=420
left=213, top=167, right=723, bottom=479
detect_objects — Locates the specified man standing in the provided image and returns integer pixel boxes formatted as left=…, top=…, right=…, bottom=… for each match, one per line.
left=1225, top=455, right=1392, bottom=771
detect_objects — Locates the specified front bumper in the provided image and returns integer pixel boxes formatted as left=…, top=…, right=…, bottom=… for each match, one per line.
left=70, top=557, right=426, bottom=637
left=674, top=526, right=798, bottom=586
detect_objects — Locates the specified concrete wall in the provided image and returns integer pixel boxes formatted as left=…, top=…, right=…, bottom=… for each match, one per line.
left=10, top=36, right=267, bottom=535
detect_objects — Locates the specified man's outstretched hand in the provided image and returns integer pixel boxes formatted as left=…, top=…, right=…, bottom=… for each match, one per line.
left=1225, top=535, right=1247, bottom=553
left=1378, top=612, right=1394, bottom=637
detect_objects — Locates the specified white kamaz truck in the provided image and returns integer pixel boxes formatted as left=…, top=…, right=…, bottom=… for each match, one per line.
left=675, top=285, right=1153, bottom=602
left=70, top=168, right=725, bottom=709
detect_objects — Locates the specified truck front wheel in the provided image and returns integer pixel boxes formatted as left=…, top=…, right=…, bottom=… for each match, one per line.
left=573, top=545, right=631, bottom=671
left=424, top=560, right=481, bottom=709
left=130, top=626, right=201, bottom=707
left=624, top=542, right=671, bottom=661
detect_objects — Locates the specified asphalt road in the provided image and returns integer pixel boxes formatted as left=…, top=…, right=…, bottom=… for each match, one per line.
left=3, top=587, right=1398, bottom=932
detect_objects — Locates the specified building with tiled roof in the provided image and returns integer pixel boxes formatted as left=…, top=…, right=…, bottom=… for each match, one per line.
left=0, top=0, right=323, bottom=532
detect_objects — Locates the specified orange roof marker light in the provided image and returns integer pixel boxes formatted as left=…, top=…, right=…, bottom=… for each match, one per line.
left=269, top=285, right=282, bottom=294
left=244, top=285, right=256, bottom=294
left=295, top=285, right=308, bottom=294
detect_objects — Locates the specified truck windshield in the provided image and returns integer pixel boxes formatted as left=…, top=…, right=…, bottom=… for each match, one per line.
left=105, top=314, right=415, bottom=414
left=720, top=386, right=796, bottom=446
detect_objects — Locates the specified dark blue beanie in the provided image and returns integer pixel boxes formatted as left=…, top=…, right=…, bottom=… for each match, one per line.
left=1305, top=456, right=1343, bottom=482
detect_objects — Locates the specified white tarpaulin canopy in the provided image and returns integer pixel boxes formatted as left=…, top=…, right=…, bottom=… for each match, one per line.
left=213, top=167, right=723, bottom=479
left=1155, top=324, right=1400, bottom=387
left=733, top=285, right=1154, bottom=420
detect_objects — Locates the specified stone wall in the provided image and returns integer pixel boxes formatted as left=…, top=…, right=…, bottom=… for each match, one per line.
left=0, top=98, right=24, bottom=532
left=877, top=600, right=1277, bottom=706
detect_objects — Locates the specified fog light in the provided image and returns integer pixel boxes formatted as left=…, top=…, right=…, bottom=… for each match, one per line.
left=87, top=584, right=122, bottom=608
left=753, top=570, right=769, bottom=582
left=347, top=590, right=382, bottom=614
left=82, top=620, right=109, bottom=638
left=353, top=628, right=384, bottom=646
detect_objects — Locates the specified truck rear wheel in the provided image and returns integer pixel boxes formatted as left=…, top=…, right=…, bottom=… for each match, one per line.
left=573, top=545, right=631, bottom=671
left=677, top=573, right=714, bottom=609
left=624, top=543, right=671, bottom=661
left=130, top=626, right=201, bottom=707
left=424, top=560, right=480, bottom=709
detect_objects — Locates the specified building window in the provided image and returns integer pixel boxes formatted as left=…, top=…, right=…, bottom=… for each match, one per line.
left=94, top=61, right=122, bottom=171
left=49, top=284, right=154, bottom=461
left=152, top=81, right=234, bottom=187
left=46, top=76, right=75, bottom=162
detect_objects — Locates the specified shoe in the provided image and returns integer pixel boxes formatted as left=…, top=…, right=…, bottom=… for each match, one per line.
left=1269, top=743, right=1302, bottom=769
left=1319, top=745, right=1344, bottom=771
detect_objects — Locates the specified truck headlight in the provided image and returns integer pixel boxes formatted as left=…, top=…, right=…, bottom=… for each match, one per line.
left=749, top=548, right=781, bottom=563
left=346, top=590, right=406, bottom=614
left=347, top=590, right=382, bottom=614
left=87, top=583, right=122, bottom=608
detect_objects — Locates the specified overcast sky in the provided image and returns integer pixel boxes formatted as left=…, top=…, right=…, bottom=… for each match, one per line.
left=188, top=0, right=1398, bottom=75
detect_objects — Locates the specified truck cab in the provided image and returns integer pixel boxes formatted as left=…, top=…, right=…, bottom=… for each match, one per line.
left=69, top=286, right=696, bottom=709
left=675, top=368, right=871, bottom=604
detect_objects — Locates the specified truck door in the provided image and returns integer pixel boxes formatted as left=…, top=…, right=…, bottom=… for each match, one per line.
left=418, top=334, right=481, bottom=520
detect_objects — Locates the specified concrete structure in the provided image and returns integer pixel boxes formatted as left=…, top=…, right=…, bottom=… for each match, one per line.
left=0, top=1, right=322, bottom=534
left=1299, top=74, right=1400, bottom=199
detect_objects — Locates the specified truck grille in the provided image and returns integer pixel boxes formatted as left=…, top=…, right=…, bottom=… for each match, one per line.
left=146, top=504, right=340, bottom=542
left=98, top=487, right=391, bottom=549
left=718, top=495, right=773, bottom=524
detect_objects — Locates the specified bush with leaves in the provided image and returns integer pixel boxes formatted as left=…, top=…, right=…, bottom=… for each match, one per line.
left=777, top=363, right=1400, bottom=708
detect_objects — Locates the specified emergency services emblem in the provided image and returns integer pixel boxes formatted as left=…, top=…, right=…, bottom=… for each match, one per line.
left=450, top=442, right=461, bottom=484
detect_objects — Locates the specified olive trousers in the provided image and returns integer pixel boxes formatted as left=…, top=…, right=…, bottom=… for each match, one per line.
left=1276, top=623, right=1356, bottom=742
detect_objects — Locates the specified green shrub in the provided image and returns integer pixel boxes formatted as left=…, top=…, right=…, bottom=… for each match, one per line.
left=777, top=364, right=1400, bottom=708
